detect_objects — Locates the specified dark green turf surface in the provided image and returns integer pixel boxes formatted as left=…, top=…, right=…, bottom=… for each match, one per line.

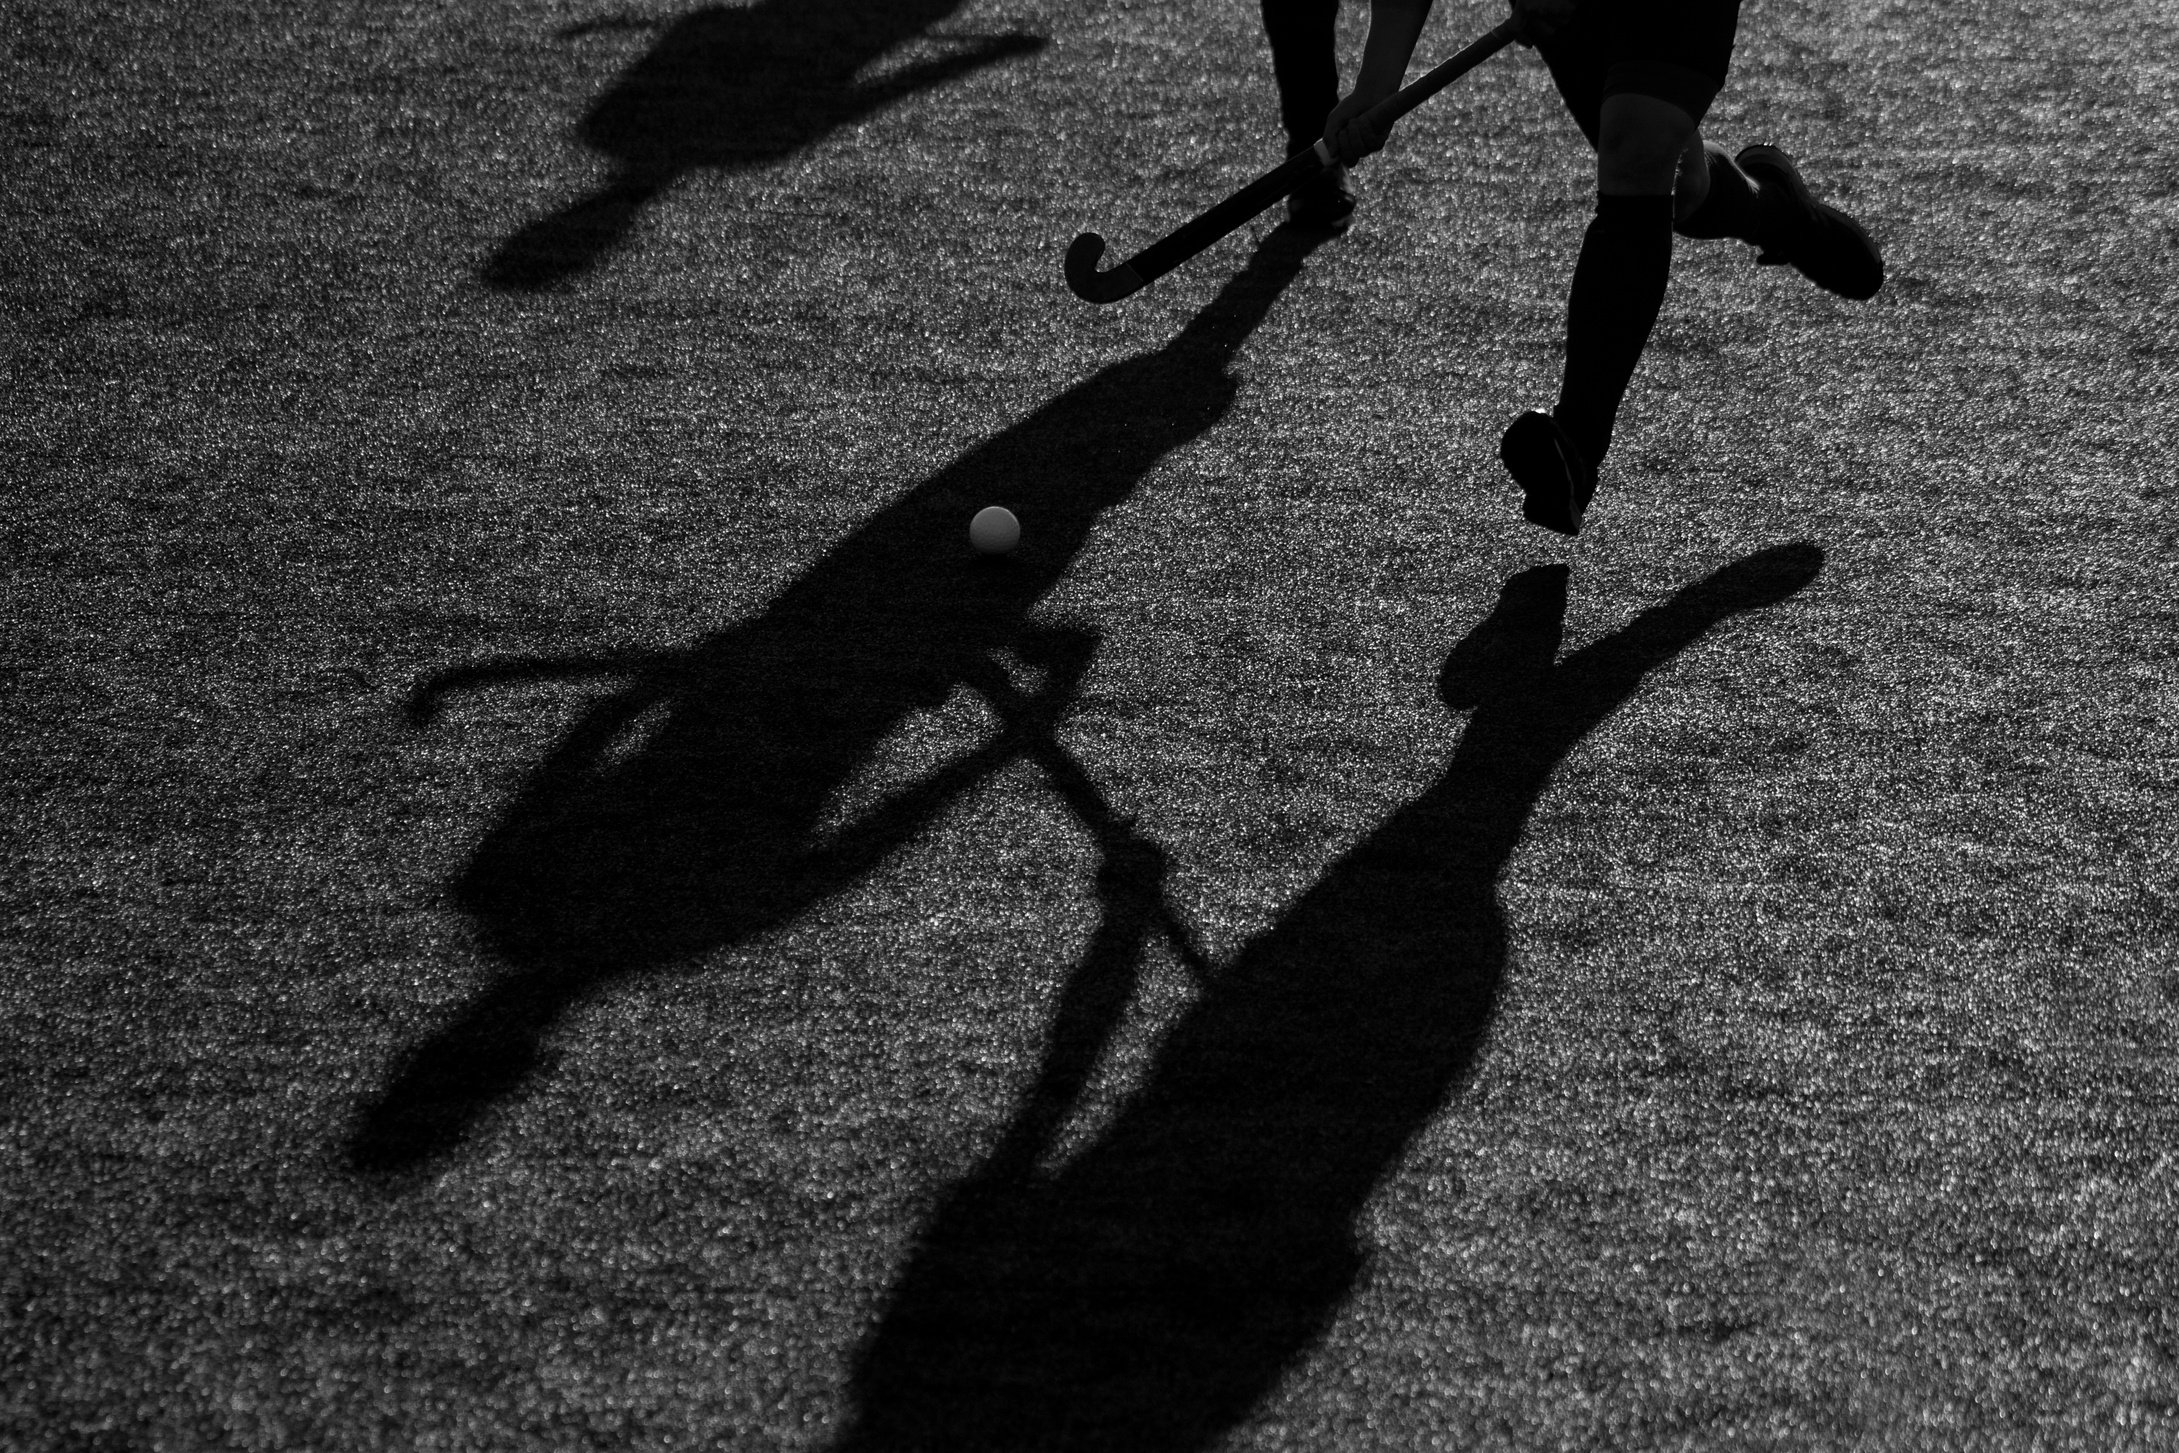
left=4, top=0, right=2176, bottom=1447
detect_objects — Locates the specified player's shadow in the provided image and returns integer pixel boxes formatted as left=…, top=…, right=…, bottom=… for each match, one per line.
left=348, top=224, right=1332, bottom=1177
left=838, top=542, right=1825, bottom=1452
left=483, top=0, right=1044, bottom=289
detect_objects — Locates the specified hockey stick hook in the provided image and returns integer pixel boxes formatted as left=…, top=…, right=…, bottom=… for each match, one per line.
left=1064, top=232, right=1146, bottom=304
left=1062, top=20, right=1517, bottom=305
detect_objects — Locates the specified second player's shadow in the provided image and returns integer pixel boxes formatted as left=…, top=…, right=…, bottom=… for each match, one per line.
left=484, top=0, right=1044, bottom=289
left=348, top=225, right=1331, bottom=1176
left=836, top=541, right=1826, bottom=1451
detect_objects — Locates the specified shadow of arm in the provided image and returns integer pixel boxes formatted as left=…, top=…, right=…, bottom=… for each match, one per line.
left=848, top=32, right=1047, bottom=112
left=406, top=650, right=684, bottom=726
left=965, top=642, right=1217, bottom=984
left=796, top=626, right=1090, bottom=892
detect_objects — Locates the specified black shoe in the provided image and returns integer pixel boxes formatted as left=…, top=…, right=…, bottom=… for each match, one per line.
left=1736, top=144, right=1884, bottom=300
left=1286, top=160, right=1356, bottom=232
left=1498, top=410, right=1596, bottom=537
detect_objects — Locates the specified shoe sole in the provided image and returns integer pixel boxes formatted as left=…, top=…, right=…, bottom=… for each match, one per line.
left=1737, top=144, right=1883, bottom=300
left=1286, top=170, right=1357, bottom=233
left=1285, top=198, right=1355, bottom=232
left=1499, top=412, right=1587, bottom=537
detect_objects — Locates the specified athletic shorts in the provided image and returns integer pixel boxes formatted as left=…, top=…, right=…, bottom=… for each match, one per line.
left=1534, top=0, right=1743, bottom=144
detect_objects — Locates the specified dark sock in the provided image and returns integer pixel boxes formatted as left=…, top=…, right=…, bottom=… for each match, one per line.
left=1553, top=192, right=1675, bottom=469
left=1262, top=0, right=1341, bottom=148
left=1675, top=146, right=1767, bottom=244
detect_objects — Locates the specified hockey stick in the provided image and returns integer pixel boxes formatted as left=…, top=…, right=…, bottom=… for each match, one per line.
left=1064, top=18, right=1520, bottom=305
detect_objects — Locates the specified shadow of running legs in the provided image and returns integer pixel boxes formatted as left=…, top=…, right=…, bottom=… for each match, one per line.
left=350, top=225, right=1335, bottom=1177
left=838, top=542, right=1824, bottom=1452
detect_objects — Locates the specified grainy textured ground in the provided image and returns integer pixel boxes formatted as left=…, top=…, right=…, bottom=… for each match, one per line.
left=3, top=0, right=2175, bottom=1448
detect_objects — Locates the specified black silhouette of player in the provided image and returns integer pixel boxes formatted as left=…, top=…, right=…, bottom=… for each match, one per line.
left=1261, top=0, right=1359, bottom=229
left=1324, top=0, right=1883, bottom=534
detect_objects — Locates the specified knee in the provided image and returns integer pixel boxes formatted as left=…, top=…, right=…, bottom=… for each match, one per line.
left=1672, top=138, right=1721, bottom=222
left=1595, top=94, right=1696, bottom=196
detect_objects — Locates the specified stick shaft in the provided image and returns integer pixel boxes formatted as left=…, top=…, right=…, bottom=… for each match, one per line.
left=1087, top=20, right=1519, bottom=294
left=1116, top=146, right=1331, bottom=289
left=1361, top=17, right=1521, bottom=132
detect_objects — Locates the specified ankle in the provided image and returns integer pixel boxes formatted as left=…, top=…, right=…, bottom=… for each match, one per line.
left=1548, top=407, right=1606, bottom=473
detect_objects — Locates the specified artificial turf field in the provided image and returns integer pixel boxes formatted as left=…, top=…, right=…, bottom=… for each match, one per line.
left=4, top=0, right=2177, bottom=1447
